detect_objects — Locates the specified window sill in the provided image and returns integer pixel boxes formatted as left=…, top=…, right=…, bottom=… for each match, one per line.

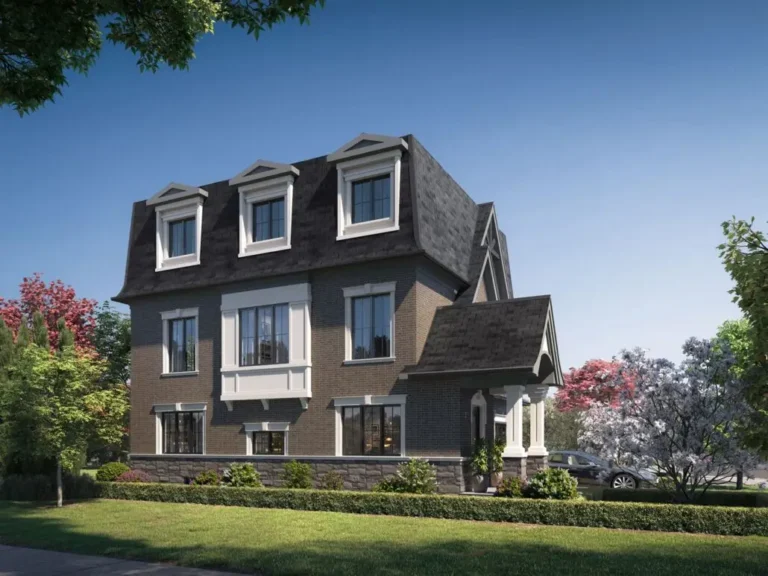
left=239, top=241, right=291, bottom=258
left=160, top=371, right=199, bottom=378
left=156, top=259, right=200, bottom=272
left=336, top=224, right=399, bottom=242
left=343, top=357, right=396, bottom=366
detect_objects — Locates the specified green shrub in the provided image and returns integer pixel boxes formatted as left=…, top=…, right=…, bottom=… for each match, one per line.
left=373, top=458, right=437, bottom=494
left=318, top=470, right=344, bottom=491
left=470, top=438, right=489, bottom=476
left=524, top=468, right=579, bottom=500
left=491, top=438, right=505, bottom=474
left=281, top=461, right=313, bottom=489
left=96, top=462, right=130, bottom=482
left=193, top=469, right=221, bottom=486
left=497, top=476, right=524, bottom=498
left=603, top=488, right=768, bottom=508
left=97, top=482, right=768, bottom=537
left=0, top=473, right=98, bottom=501
left=223, top=463, right=262, bottom=488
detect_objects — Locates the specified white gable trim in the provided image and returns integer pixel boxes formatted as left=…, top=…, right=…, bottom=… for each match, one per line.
left=327, top=133, right=408, bottom=163
left=229, top=159, right=300, bottom=187
left=147, top=182, right=208, bottom=206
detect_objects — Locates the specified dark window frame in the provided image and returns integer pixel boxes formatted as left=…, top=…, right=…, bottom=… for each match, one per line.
left=168, top=217, right=196, bottom=258
left=161, top=411, right=204, bottom=454
left=239, top=304, right=289, bottom=367
left=351, top=294, right=392, bottom=360
left=252, top=431, right=286, bottom=455
left=351, top=174, right=391, bottom=224
left=341, top=404, right=402, bottom=456
left=251, top=197, right=285, bottom=242
left=168, top=316, right=196, bottom=373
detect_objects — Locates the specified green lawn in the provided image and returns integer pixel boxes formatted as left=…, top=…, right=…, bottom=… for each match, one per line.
left=0, top=500, right=766, bottom=576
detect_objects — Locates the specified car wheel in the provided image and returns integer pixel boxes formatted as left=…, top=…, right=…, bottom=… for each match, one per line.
left=611, top=473, right=637, bottom=489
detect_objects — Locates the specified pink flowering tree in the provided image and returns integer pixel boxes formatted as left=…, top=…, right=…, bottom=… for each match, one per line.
left=555, top=359, right=631, bottom=412
left=0, top=273, right=96, bottom=350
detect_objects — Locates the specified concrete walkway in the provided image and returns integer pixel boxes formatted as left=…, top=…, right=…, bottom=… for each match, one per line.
left=0, top=545, right=244, bottom=575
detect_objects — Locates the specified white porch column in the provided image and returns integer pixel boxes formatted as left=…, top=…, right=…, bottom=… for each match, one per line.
left=502, top=384, right=526, bottom=457
left=526, top=384, right=549, bottom=456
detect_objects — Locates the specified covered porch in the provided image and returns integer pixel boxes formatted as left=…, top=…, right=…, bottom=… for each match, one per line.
left=405, top=295, right=564, bottom=481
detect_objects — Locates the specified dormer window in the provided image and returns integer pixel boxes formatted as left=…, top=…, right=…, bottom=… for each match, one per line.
left=328, top=134, right=408, bottom=241
left=229, top=160, right=299, bottom=258
left=147, top=183, right=207, bottom=272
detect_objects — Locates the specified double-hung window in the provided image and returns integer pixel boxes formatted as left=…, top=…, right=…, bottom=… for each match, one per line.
left=351, top=294, right=391, bottom=359
left=351, top=175, right=391, bottom=223
left=252, top=198, right=285, bottom=241
left=168, top=217, right=196, bottom=257
left=252, top=431, right=285, bottom=455
left=161, top=309, right=198, bottom=375
left=161, top=411, right=204, bottom=454
left=342, top=405, right=402, bottom=456
left=239, top=304, right=289, bottom=366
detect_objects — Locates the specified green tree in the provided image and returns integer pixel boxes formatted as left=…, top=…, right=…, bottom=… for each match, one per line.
left=523, top=398, right=581, bottom=451
left=0, top=317, right=128, bottom=506
left=92, top=302, right=131, bottom=385
left=1, top=0, right=324, bottom=115
left=719, top=218, right=768, bottom=453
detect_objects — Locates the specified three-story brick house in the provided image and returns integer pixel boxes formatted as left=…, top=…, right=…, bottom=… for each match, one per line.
left=114, top=134, right=563, bottom=492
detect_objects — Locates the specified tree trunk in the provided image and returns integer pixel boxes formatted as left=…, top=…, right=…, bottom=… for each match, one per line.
left=736, top=470, right=744, bottom=490
left=56, top=457, right=63, bottom=508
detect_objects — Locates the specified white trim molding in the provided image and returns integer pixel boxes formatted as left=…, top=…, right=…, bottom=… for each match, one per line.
left=333, top=394, right=407, bottom=456
left=342, top=282, right=396, bottom=363
left=470, top=390, right=487, bottom=441
left=154, top=196, right=204, bottom=272
left=160, top=308, right=199, bottom=376
left=153, top=402, right=207, bottom=455
left=244, top=421, right=290, bottom=455
left=526, top=384, right=549, bottom=457
left=220, top=284, right=312, bottom=407
left=147, top=182, right=208, bottom=207
left=237, top=175, right=294, bottom=258
left=335, top=150, right=401, bottom=241
left=229, top=159, right=300, bottom=187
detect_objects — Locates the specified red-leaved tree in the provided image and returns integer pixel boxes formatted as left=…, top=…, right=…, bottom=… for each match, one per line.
left=0, top=273, right=97, bottom=350
left=555, top=359, right=633, bottom=412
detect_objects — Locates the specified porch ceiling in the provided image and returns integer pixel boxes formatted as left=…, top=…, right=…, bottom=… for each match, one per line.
left=405, top=295, right=563, bottom=386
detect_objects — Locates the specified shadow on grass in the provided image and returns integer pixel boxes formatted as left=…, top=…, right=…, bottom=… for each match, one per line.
left=0, top=502, right=766, bottom=576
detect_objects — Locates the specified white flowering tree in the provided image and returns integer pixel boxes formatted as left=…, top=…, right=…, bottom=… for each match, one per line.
left=579, top=338, right=759, bottom=502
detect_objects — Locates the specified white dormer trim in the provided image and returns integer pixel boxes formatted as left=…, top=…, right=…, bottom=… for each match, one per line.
left=327, top=133, right=408, bottom=163
left=154, top=195, right=204, bottom=272
left=229, top=159, right=300, bottom=187
left=335, top=150, right=401, bottom=241
left=147, top=182, right=208, bottom=207
left=237, top=175, right=294, bottom=257
left=477, top=206, right=511, bottom=300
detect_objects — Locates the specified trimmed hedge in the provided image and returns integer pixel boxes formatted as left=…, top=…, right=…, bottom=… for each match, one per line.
left=602, top=488, right=768, bottom=508
left=0, top=473, right=98, bottom=501
left=96, top=482, right=768, bottom=537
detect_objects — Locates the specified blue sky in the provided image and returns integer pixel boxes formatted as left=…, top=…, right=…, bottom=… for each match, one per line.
left=1, top=0, right=767, bottom=370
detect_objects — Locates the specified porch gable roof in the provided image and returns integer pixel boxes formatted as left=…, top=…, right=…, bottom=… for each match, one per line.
left=407, top=295, right=563, bottom=385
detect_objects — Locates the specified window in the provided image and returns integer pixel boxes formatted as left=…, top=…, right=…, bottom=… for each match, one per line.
left=161, top=411, right=204, bottom=454
left=253, top=198, right=285, bottom=241
left=342, top=405, right=401, bottom=456
left=335, top=150, right=402, bottom=241
left=352, top=175, right=390, bottom=223
left=168, top=317, right=197, bottom=373
left=161, top=308, right=198, bottom=375
left=472, top=405, right=482, bottom=442
left=549, top=453, right=564, bottom=464
left=168, top=217, right=196, bottom=257
left=252, top=431, right=285, bottom=455
left=239, top=304, right=289, bottom=366
left=351, top=294, right=391, bottom=359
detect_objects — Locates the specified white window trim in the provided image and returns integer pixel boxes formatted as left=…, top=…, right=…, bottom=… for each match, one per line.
left=244, top=422, right=290, bottom=455
left=336, top=150, right=401, bottom=241
left=154, top=402, right=207, bottom=455
left=333, top=395, right=406, bottom=457
left=160, top=308, right=199, bottom=376
left=155, top=197, right=203, bottom=272
left=238, top=175, right=294, bottom=258
left=342, top=281, right=396, bottom=363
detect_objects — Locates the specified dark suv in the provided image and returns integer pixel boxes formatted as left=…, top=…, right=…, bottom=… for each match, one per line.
left=548, top=450, right=657, bottom=489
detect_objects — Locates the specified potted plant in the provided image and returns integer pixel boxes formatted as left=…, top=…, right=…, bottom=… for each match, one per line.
left=470, top=437, right=489, bottom=492
left=491, top=437, right=505, bottom=487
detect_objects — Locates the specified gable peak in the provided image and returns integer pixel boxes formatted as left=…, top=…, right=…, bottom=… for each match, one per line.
left=229, top=159, right=300, bottom=187
left=327, top=133, right=408, bottom=163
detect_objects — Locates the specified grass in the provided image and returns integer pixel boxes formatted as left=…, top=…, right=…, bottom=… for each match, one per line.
left=1, top=501, right=767, bottom=575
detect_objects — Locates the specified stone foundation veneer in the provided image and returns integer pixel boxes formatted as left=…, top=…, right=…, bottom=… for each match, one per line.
left=526, top=455, right=548, bottom=475
left=502, top=457, right=527, bottom=480
left=129, top=455, right=468, bottom=494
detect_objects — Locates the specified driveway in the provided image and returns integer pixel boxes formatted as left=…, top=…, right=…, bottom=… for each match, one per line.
left=0, top=545, right=244, bottom=575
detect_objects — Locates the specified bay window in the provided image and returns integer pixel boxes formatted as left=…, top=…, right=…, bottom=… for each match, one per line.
left=239, top=304, right=289, bottom=366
